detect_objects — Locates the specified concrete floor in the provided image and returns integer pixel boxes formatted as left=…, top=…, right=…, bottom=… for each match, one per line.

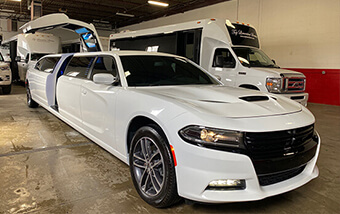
left=0, top=84, right=339, bottom=213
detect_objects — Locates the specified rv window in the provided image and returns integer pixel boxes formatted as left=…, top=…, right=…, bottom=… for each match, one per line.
left=90, top=56, right=118, bottom=80
left=64, top=56, right=95, bottom=78
left=213, top=49, right=236, bottom=68
left=226, top=24, right=259, bottom=48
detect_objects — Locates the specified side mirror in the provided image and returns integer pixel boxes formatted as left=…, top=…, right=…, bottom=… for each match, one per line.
left=15, top=56, right=22, bottom=62
left=272, top=59, right=276, bottom=64
left=93, top=73, right=117, bottom=85
left=214, top=55, right=224, bottom=67
left=25, top=58, right=29, bottom=64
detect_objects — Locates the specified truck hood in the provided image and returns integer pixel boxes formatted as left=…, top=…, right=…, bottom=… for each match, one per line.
left=137, top=85, right=302, bottom=118
left=250, top=67, right=305, bottom=77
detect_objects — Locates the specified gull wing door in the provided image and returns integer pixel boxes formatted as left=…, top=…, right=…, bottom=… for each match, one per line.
left=20, top=13, right=103, bottom=52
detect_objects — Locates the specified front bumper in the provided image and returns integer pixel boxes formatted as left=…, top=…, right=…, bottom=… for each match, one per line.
left=0, top=70, right=12, bottom=86
left=174, top=131, right=320, bottom=203
left=280, top=92, right=309, bottom=106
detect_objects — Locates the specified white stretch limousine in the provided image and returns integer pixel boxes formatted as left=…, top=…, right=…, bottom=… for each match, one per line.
left=26, top=51, right=320, bottom=208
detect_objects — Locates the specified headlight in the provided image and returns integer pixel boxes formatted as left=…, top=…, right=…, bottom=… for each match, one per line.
left=266, top=77, right=282, bottom=93
left=179, top=125, right=245, bottom=151
left=0, top=66, right=10, bottom=70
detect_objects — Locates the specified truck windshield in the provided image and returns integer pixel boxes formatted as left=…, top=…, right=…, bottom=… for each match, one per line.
left=120, top=56, right=220, bottom=86
left=31, top=53, right=48, bottom=61
left=232, top=47, right=279, bottom=68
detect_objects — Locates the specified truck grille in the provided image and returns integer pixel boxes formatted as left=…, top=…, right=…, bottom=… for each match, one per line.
left=283, top=75, right=306, bottom=93
left=244, top=124, right=318, bottom=186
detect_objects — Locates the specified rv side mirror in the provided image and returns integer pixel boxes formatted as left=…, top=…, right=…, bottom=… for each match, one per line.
left=272, top=59, right=276, bottom=64
left=15, top=56, right=22, bottom=62
left=93, top=73, right=117, bottom=85
left=214, top=55, right=224, bottom=67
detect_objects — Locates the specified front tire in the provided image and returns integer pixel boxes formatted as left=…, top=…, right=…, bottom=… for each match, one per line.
left=27, top=86, right=38, bottom=108
left=129, top=125, right=180, bottom=208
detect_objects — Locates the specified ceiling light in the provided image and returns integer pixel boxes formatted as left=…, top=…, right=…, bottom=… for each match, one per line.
left=116, top=12, right=135, bottom=18
left=148, top=1, right=169, bottom=7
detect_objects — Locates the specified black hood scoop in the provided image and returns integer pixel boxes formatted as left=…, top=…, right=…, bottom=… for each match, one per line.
left=239, top=96, right=269, bottom=102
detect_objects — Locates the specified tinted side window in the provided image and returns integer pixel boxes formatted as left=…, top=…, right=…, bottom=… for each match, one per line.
left=34, top=58, right=44, bottom=71
left=64, top=56, right=95, bottom=78
left=40, top=57, right=61, bottom=73
left=90, top=56, right=117, bottom=80
left=213, top=48, right=236, bottom=68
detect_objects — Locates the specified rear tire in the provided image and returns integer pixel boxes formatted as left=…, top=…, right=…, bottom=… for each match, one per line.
left=2, top=85, right=11, bottom=94
left=27, top=86, right=38, bottom=108
left=129, top=125, right=181, bottom=208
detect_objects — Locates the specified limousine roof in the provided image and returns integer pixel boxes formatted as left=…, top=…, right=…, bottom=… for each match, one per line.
left=41, top=50, right=183, bottom=59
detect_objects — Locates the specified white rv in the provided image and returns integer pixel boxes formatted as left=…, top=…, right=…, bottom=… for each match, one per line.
left=4, top=32, right=61, bottom=82
left=109, top=19, right=308, bottom=106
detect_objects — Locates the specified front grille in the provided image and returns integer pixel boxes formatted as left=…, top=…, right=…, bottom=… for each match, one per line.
left=258, top=165, right=306, bottom=186
left=244, top=124, right=318, bottom=185
left=283, top=77, right=305, bottom=93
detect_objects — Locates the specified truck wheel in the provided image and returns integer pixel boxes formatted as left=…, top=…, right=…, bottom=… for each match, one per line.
left=27, top=87, right=38, bottom=108
left=2, top=85, right=11, bottom=94
left=129, top=125, right=181, bottom=208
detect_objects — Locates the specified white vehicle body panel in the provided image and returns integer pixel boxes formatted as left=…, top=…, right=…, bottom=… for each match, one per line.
left=21, top=13, right=103, bottom=52
left=27, top=51, right=320, bottom=204
left=16, top=32, right=61, bottom=82
left=110, top=19, right=309, bottom=106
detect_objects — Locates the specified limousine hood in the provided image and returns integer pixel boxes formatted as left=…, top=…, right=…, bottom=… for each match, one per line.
left=137, top=85, right=302, bottom=118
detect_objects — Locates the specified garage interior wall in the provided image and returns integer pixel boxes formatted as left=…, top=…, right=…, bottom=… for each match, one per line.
left=120, top=0, right=340, bottom=106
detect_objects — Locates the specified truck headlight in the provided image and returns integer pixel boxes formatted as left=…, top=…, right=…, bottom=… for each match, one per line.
left=179, top=125, right=245, bottom=150
left=266, top=77, right=282, bottom=93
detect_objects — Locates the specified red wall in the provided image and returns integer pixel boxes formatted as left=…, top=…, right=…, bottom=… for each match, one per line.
left=285, top=68, right=340, bottom=106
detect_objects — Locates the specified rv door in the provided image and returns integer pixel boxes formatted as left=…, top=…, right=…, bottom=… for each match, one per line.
left=20, top=13, right=103, bottom=52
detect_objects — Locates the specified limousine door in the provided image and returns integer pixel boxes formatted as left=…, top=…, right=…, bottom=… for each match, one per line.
left=57, top=56, right=96, bottom=128
left=80, top=56, right=120, bottom=143
left=28, top=56, right=60, bottom=106
left=20, top=13, right=103, bottom=52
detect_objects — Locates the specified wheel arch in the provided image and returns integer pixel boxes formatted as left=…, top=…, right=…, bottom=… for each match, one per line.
left=126, top=115, right=168, bottom=155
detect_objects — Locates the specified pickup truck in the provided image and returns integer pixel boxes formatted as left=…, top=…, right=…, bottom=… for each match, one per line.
left=0, top=52, right=11, bottom=94
left=26, top=51, right=320, bottom=208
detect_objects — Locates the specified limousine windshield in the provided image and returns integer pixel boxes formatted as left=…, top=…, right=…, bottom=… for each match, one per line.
left=120, top=56, right=220, bottom=86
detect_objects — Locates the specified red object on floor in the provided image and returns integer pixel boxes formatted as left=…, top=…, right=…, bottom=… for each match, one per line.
left=285, top=68, right=340, bottom=106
